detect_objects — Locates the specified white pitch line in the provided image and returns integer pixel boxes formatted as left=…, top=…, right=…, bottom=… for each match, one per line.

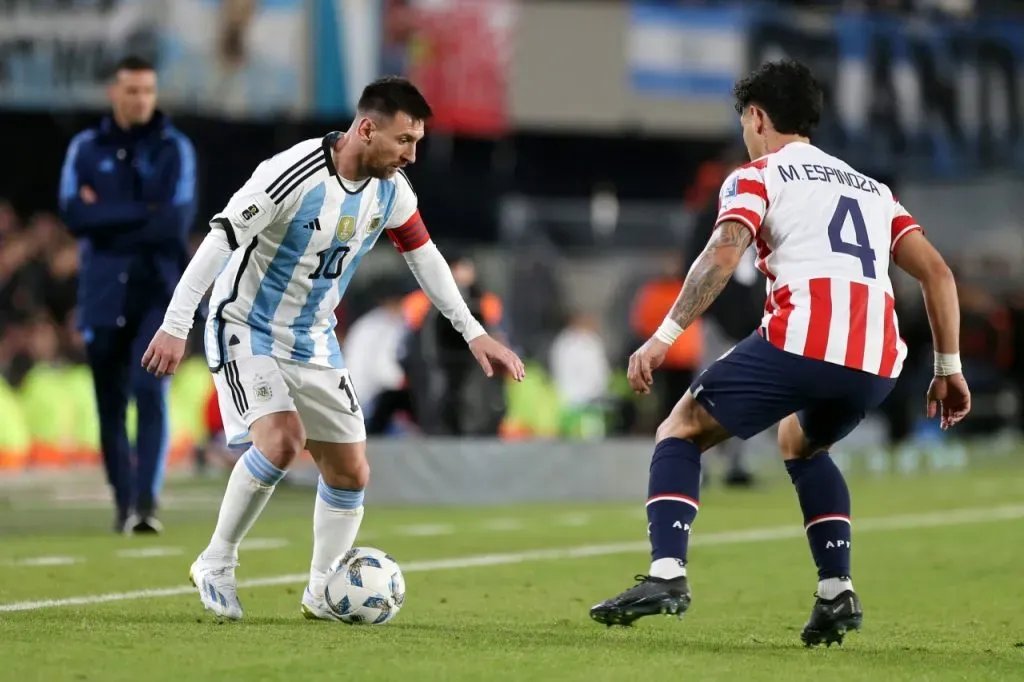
left=116, top=548, right=184, bottom=559
left=1, top=504, right=1022, bottom=613
left=480, top=518, right=524, bottom=532
left=9, top=556, right=82, bottom=567
left=556, top=513, right=592, bottom=527
left=397, top=524, right=455, bottom=536
left=240, top=538, right=290, bottom=551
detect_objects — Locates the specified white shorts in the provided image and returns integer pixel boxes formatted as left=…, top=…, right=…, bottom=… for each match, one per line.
left=213, top=354, right=366, bottom=446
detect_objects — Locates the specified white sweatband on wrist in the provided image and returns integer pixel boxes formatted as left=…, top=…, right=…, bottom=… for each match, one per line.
left=934, top=352, right=962, bottom=376
left=653, top=319, right=684, bottom=345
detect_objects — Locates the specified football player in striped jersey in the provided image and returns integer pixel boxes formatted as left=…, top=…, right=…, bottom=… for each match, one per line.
left=590, top=59, right=968, bottom=646
left=142, top=77, right=524, bottom=621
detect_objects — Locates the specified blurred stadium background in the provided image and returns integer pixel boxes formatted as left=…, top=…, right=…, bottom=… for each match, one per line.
left=4, top=3, right=1024, bottom=679
left=0, top=0, right=1023, bottom=497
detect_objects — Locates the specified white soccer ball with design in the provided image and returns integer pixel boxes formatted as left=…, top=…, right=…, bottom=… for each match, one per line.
left=324, top=547, right=406, bottom=624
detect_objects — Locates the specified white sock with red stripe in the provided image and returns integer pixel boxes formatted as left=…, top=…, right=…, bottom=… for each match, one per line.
left=818, top=577, right=854, bottom=600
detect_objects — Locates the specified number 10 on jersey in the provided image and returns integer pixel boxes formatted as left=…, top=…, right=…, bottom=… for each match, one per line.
left=828, top=196, right=877, bottom=279
left=310, top=246, right=351, bottom=280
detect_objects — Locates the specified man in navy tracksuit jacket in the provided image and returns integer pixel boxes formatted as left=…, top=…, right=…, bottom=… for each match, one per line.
left=58, top=56, right=197, bottom=534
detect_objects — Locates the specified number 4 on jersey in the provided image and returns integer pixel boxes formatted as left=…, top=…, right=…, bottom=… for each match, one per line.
left=828, top=196, right=876, bottom=279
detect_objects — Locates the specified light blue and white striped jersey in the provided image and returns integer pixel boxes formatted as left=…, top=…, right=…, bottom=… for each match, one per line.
left=204, top=134, right=418, bottom=371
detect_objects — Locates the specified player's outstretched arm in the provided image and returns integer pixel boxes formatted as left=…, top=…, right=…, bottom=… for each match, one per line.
left=627, top=220, right=752, bottom=394
left=892, top=229, right=970, bottom=429
left=142, top=229, right=234, bottom=377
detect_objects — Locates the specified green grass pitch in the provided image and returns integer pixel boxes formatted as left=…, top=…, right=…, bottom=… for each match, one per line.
left=1, top=464, right=1023, bottom=681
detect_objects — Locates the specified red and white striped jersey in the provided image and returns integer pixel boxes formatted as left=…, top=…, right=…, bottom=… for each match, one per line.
left=715, top=141, right=921, bottom=378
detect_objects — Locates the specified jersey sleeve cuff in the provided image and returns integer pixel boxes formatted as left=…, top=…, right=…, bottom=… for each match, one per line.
left=890, top=224, right=922, bottom=255
left=715, top=211, right=759, bottom=238
left=159, top=321, right=191, bottom=340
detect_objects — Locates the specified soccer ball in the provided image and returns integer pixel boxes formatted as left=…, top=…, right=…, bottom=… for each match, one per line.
left=323, top=547, right=406, bottom=624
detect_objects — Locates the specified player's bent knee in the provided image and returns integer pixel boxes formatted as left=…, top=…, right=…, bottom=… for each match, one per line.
left=250, top=411, right=306, bottom=469
left=326, top=463, right=369, bottom=491
left=655, top=391, right=727, bottom=452
left=321, top=459, right=369, bottom=490
left=310, top=441, right=369, bottom=490
left=777, top=414, right=829, bottom=460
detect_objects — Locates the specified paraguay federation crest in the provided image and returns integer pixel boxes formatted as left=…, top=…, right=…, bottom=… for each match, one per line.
left=336, top=215, right=356, bottom=242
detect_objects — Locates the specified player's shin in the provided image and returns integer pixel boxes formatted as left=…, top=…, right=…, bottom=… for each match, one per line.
left=309, top=477, right=365, bottom=595
left=786, top=455, right=854, bottom=598
left=205, top=445, right=285, bottom=560
left=646, top=437, right=702, bottom=579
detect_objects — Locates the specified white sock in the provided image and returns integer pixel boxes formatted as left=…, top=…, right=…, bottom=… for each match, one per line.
left=309, top=476, right=365, bottom=595
left=650, top=557, right=687, bottom=580
left=205, top=446, right=286, bottom=561
left=818, top=577, right=854, bottom=600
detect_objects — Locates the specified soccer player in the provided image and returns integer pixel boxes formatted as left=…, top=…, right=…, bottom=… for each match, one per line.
left=588, top=60, right=970, bottom=646
left=141, top=77, right=524, bottom=621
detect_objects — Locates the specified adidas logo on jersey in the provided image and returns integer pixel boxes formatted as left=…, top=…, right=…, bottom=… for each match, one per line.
left=302, top=218, right=322, bottom=231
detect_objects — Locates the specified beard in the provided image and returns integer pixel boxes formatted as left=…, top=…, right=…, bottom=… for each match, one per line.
left=370, top=161, right=400, bottom=179
left=360, top=148, right=402, bottom=179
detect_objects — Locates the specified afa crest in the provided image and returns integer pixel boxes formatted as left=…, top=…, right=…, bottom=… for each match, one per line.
left=252, top=375, right=273, bottom=402
left=336, top=216, right=356, bottom=242
left=367, top=215, right=384, bottom=234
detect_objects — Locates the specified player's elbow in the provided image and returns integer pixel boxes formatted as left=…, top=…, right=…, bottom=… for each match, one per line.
left=916, top=256, right=955, bottom=290
left=925, top=260, right=955, bottom=287
left=712, top=246, right=744, bottom=272
left=896, top=232, right=955, bottom=287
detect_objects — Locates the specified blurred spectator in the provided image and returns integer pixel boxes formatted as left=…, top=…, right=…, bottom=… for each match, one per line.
left=549, top=313, right=610, bottom=409
left=343, top=279, right=413, bottom=435
left=403, top=251, right=507, bottom=436
left=629, top=253, right=703, bottom=424
left=956, top=277, right=1016, bottom=434
left=1008, top=288, right=1024, bottom=432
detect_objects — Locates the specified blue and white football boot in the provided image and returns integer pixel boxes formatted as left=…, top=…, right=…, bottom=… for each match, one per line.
left=189, top=552, right=243, bottom=620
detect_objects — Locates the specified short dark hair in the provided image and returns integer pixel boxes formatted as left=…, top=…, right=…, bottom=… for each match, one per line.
left=357, top=76, right=432, bottom=121
left=733, top=59, right=822, bottom=137
left=114, top=55, right=155, bottom=74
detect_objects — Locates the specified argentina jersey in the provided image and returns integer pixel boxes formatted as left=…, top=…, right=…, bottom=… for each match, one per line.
left=204, top=134, right=418, bottom=372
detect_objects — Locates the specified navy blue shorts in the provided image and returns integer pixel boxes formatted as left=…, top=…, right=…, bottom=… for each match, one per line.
left=690, top=332, right=897, bottom=445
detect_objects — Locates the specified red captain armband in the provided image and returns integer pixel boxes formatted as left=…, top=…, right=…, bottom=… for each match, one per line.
left=387, top=210, right=430, bottom=253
